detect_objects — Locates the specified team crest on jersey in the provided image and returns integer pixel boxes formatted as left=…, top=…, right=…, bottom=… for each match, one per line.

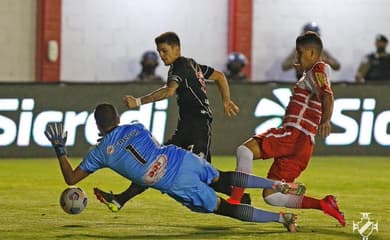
left=314, top=72, right=328, bottom=87
left=106, top=145, right=115, bottom=155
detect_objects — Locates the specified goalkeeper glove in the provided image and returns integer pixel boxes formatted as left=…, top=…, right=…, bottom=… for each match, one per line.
left=44, top=122, right=68, bottom=157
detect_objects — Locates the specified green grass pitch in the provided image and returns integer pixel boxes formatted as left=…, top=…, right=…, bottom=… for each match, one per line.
left=0, top=156, right=388, bottom=240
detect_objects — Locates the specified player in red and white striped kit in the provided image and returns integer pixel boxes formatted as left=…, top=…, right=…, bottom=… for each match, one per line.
left=228, top=31, right=346, bottom=227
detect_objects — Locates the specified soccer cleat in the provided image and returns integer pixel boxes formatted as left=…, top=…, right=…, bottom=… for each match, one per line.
left=320, top=195, right=346, bottom=227
left=274, top=181, right=306, bottom=196
left=281, top=212, right=297, bottom=232
left=93, top=188, right=122, bottom=212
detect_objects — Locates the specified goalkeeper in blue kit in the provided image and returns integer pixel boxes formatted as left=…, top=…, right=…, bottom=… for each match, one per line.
left=45, top=103, right=305, bottom=232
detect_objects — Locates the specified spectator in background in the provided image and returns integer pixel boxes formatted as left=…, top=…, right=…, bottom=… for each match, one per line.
left=133, top=51, right=164, bottom=83
left=355, top=34, right=390, bottom=83
left=282, top=22, right=340, bottom=80
left=224, top=52, right=250, bottom=82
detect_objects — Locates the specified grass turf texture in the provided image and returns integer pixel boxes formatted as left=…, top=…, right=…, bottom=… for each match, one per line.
left=0, top=156, right=388, bottom=240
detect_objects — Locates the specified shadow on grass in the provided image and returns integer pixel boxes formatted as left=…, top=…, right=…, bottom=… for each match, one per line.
left=58, top=232, right=279, bottom=240
left=58, top=223, right=356, bottom=239
left=62, top=224, right=89, bottom=228
left=298, top=225, right=356, bottom=239
left=58, top=223, right=293, bottom=239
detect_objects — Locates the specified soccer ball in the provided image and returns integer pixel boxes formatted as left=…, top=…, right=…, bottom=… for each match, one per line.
left=60, top=186, right=88, bottom=214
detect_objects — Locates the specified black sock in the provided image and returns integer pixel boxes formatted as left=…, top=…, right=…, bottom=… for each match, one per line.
left=209, top=171, right=232, bottom=195
left=215, top=198, right=253, bottom=221
left=215, top=198, right=279, bottom=223
left=117, top=183, right=148, bottom=205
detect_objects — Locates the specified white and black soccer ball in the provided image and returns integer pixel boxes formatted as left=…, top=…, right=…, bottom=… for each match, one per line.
left=60, top=186, right=88, bottom=214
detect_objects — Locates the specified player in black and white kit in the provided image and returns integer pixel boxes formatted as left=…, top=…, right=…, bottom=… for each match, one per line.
left=94, top=32, right=244, bottom=211
left=164, top=55, right=214, bottom=162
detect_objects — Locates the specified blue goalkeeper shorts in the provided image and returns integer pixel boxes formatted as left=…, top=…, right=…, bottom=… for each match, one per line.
left=166, top=152, right=219, bottom=213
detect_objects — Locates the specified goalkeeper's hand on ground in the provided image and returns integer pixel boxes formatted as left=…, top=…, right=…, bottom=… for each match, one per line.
left=44, top=122, right=68, bottom=157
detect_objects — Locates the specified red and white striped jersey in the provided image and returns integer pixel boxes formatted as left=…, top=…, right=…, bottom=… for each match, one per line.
left=283, top=61, right=333, bottom=142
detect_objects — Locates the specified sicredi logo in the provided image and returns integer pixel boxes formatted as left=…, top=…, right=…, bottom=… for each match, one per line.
left=0, top=98, right=168, bottom=147
left=254, top=88, right=390, bottom=146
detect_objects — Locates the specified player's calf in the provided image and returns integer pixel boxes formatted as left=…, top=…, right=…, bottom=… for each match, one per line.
left=215, top=198, right=297, bottom=232
left=225, top=171, right=306, bottom=195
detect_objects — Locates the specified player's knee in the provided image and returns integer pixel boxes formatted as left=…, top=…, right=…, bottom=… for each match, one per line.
left=236, top=145, right=253, bottom=173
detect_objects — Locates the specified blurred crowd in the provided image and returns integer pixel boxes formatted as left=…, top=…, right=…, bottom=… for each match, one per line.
left=132, top=22, right=390, bottom=84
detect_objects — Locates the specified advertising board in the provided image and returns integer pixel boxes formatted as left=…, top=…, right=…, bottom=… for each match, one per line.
left=0, top=83, right=389, bottom=157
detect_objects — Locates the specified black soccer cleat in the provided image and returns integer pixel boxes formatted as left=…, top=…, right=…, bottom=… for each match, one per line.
left=93, top=187, right=122, bottom=212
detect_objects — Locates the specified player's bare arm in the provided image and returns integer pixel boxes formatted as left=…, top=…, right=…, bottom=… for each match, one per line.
left=58, top=156, right=89, bottom=185
left=322, top=50, right=341, bottom=71
left=318, top=92, right=334, bottom=138
left=44, top=122, right=89, bottom=185
left=355, top=60, right=370, bottom=83
left=281, top=50, right=296, bottom=71
left=122, top=81, right=178, bottom=109
left=209, top=69, right=240, bottom=117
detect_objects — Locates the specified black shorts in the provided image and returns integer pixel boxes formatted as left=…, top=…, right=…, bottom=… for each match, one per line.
left=165, top=118, right=212, bottom=162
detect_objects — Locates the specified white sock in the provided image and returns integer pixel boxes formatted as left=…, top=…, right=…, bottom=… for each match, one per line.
left=264, top=192, right=304, bottom=208
left=236, top=145, right=253, bottom=174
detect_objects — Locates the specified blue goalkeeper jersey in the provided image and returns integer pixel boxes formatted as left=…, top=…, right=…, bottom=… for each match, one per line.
left=79, top=123, right=187, bottom=191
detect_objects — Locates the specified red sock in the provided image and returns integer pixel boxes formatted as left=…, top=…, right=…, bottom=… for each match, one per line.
left=301, top=196, right=321, bottom=209
left=227, top=187, right=245, bottom=204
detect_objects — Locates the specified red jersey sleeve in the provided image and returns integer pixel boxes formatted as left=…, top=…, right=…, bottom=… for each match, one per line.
left=311, top=62, right=333, bottom=97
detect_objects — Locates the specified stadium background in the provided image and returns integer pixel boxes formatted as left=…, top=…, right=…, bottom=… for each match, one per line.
left=2, top=0, right=390, bottom=83
left=1, top=82, right=389, bottom=158
left=0, top=0, right=389, bottom=157
left=1, top=1, right=389, bottom=239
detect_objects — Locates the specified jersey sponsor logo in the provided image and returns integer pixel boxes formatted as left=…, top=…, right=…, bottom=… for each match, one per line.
left=143, top=155, right=167, bottom=185
left=254, top=88, right=390, bottom=146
